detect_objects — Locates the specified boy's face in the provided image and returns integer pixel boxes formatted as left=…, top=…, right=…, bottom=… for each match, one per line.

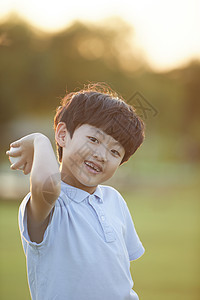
left=58, top=124, right=125, bottom=194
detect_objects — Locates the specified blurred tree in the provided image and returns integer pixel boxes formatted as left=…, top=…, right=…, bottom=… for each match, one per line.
left=180, top=61, right=200, bottom=162
left=0, top=15, right=144, bottom=118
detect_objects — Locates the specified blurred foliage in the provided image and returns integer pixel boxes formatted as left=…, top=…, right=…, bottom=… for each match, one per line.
left=0, top=15, right=200, bottom=162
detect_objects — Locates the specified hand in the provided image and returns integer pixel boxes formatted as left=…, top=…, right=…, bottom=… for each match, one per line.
left=6, top=133, right=46, bottom=175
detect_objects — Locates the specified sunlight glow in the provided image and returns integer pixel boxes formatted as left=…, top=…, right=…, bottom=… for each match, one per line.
left=0, top=0, right=200, bottom=71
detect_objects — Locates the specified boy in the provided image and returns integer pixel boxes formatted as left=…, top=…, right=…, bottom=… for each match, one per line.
left=7, top=83, right=145, bottom=300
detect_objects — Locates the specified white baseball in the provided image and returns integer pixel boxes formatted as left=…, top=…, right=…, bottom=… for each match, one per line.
left=9, top=147, right=25, bottom=170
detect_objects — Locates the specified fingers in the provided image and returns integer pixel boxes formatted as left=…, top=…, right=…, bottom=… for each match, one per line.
left=23, top=162, right=32, bottom=175
left=10, top=140, right=21, bottom=148
left=10, top=163, right=18, bottom=170
left=11, top=161, right=32, bottom=175
left=6, top=140, right=22, bottom=156
left=6, top=147, right=21, bottom=157
left=10, top=159, right=24, bottom=170
left=6, top=135, right=36, bottom=174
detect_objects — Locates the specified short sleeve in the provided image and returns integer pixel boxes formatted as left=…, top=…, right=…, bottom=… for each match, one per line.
left=18, top=193, right=54, bottom=255
left=121, top=198, right=145, bottom=261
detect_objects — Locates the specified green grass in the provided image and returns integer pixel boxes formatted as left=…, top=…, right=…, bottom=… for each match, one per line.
left=0, top=201, right=30, bottom=299
left=126, top=185, right=200, bottom=300
left=0, top=183, right=199, bottom=300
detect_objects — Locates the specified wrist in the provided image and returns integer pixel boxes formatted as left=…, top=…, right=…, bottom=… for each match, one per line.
left=34, top=133, right=50, bottom=145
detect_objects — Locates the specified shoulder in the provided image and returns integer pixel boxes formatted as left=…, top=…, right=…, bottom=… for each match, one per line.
left=99, top=184, right=121, bottom=196
left=98, top=185, right=126, bottom=205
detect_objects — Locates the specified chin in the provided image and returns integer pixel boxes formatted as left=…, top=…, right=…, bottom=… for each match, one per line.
left=77, top=174, right=102, bottom=188
left=79, top=178, right=99, bottom=188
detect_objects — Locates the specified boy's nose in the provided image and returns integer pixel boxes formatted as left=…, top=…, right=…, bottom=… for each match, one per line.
left=92, top=146, right=108, bottom=162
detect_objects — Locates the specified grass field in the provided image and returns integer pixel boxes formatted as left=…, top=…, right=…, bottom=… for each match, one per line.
left=0, top=182, right=199, bottom=299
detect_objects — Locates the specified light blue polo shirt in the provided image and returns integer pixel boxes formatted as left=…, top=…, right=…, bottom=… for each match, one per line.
left=18, top=181, right=145, bottom=300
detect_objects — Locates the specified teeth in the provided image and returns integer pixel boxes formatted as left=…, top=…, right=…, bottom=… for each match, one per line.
left=85, top=161, right=100, bottom=172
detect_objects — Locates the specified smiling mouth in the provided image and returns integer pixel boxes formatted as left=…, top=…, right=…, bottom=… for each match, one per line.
left=84, top=161, right=102, bottom=173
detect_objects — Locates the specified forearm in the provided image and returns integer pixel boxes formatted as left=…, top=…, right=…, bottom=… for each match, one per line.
left=7, top=132, right=61, bottom=224
left=30, top=134, right=61, bottom=205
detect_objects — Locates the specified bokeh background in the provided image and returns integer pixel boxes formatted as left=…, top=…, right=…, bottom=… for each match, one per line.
left=0, top=1, right=199, bottom=299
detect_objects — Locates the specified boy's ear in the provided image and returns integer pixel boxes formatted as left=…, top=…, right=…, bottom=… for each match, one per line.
left=55, top=122, right=68, bottom=147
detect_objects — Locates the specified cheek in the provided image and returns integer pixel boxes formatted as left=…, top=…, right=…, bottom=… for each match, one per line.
left=74, top=143, right=95, bottom=161
left=105, top=160, right=120, bottom=175
left=67, top=147, right=93, bottom=171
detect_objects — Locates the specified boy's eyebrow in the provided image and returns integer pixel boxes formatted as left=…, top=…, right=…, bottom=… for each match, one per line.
left=89, top=128, right=105, bottom=137
left=111, top=141, right=122, bottom=147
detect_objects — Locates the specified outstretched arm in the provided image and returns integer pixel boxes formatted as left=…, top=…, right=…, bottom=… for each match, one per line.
left=6, top=133, right=61, bottom=243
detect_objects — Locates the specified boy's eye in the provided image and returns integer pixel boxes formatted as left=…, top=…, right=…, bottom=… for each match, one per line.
left=88, top=136, right=99, bottom=143
left=111, top=149, right=121, bottom=157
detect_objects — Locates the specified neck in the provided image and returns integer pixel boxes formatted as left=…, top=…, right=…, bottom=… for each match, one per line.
left=60, top=170, right=97, bottom=194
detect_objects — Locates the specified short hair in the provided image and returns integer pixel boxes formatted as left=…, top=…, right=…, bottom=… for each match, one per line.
left=54, top=83, right=145, bottom=164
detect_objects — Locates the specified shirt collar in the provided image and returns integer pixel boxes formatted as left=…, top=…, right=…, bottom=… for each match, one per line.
left=61, top=181, right=103, bottom=203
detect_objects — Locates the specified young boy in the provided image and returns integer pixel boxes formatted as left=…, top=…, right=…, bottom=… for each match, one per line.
left=7, top=83, right=145, bottom=300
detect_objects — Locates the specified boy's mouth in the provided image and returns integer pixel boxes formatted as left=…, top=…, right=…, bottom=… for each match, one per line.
left=84, top=160, right=102, bottom=173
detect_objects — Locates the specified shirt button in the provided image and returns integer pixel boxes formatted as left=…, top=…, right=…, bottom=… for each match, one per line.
left=101, top=216, right=105, bottom=221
